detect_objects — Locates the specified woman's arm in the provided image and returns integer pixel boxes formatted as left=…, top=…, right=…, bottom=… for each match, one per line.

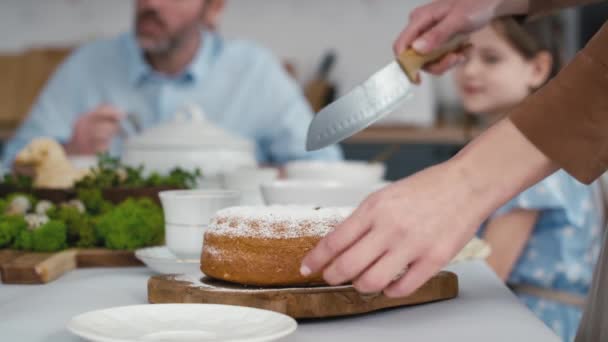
left=483, top=209, right=539, bottom=281
left=510, top=22, right=608, bottom=184
left=301, top=0, right=607, bottom=298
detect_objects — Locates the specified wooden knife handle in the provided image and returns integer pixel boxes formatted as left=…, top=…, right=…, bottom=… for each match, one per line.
left=397, top=35, right=471, bottom=84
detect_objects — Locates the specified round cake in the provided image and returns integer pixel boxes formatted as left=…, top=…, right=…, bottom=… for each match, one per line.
left=200, top=205, right=352, bottom=287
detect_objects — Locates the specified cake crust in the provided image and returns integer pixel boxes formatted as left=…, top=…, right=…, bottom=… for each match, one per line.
left=200, top=206, right=352, bottom=286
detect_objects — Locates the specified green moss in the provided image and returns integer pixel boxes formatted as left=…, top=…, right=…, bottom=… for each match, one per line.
left=48, top=206, right=97, bottom=248
left=77, top=188, right=113, bottom=216
left=0, top=199, right=8, bottom=216
left=0, top=215, right=28, bottom=248
left=96, top=198, right=164, bottom=250
left=1, top=174, right=33, bottom=190
left=13, top=220, right=67, bottom=252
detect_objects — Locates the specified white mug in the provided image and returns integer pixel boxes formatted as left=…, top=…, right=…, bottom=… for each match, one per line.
left=159, top=190, right=241, bottom=260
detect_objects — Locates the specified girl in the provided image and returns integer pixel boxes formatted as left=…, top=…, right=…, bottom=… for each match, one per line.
left=455, top=17, right=603, bottom=342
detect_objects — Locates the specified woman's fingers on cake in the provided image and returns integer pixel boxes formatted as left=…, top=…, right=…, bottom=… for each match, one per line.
left=322, top=227, right=395, bottom=286
left=300, top=205, right=373, bottom=277
left=304, top=162, right=480, bottom=295
left=384, top=239, right=458, bottom=297
left=353, top=248, right=412, bottom=294
left=384, top=257, right=441, bottom=298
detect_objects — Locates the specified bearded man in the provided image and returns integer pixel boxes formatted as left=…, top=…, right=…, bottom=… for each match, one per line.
left=3, top=0, right=341, bottom=167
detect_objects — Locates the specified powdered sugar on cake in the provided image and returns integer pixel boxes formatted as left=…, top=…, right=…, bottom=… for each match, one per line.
left=207, top=205, right=353, bottom=239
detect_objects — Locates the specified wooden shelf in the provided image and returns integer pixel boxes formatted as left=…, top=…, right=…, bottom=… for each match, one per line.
left=0, top=126, right=483, bottom=146
left=345, top=124, right=481, bottom=145
left=0, top=127, right=13, bottom=141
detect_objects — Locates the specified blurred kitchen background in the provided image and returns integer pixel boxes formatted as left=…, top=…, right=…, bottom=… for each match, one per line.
left=0, top=0, right=606, bottom=181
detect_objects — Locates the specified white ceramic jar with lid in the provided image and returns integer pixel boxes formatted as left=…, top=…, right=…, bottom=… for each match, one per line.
left=121, top=105, right=257, bottom=188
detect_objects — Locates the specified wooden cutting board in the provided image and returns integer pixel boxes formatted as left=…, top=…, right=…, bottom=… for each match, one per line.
left=148, top=271, right=458, bottom=319
left=0, top=248, right=142, bottom=284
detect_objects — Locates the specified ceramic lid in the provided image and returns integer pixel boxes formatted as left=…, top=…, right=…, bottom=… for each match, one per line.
left=126, top=105, right=254, bottom=150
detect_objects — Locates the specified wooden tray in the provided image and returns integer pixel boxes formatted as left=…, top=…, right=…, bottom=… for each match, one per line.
left=0, top=248, right=143, bottom=284
left=148, top=271, right=458, bottom=319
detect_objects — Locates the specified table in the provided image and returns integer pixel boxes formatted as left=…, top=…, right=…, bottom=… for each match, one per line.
left=0, top=261, right=558, bottom=341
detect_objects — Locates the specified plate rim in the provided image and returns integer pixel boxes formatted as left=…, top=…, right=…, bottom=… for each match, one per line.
left=135, top=246, right=199, bottom=264
left=67, top=303, right=298, bottom=342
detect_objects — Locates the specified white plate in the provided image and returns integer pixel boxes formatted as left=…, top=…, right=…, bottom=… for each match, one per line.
left=67, top=304, right=297, bottom=342
left=135, top=246, right=200, bottom=275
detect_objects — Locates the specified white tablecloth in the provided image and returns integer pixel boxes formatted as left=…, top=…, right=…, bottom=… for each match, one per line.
left=0, top=261, right=558, bottom=341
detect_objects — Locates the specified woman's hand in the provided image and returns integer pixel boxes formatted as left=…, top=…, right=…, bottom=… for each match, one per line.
left=394, top=0, right=530, bottom=74
left=300, top=160, right=486, bottom=297
left=301, top=119, right=557, bottom=297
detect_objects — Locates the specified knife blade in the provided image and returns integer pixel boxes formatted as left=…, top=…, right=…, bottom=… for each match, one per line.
left=306, top=35, right=469, bottom=151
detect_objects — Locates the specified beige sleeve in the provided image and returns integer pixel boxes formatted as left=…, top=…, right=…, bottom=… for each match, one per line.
left=509, top=22, right=608, bottom=184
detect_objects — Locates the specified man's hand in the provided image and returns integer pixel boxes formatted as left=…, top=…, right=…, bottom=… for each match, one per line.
left=394, top=0, right=530, bottom=74
left=65, top=105, right=125, bottom=155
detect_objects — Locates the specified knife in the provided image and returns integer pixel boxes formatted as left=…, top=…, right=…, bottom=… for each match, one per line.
left=306, top=35, right=470, bottom=151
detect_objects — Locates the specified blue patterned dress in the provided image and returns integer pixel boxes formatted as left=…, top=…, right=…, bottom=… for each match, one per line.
left=484, top=171, right=603, bottom=342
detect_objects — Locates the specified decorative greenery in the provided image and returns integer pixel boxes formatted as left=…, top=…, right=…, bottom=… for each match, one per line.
left=0, top=215, right=28, bottom=248
left=0, top=198, right=7, bottom=215
left=1, top=192, right=164, bottom=252
left=76, top=188, right=113, bottom=216
left=1, top=153, right=201, bottom=192
left=74, top=153, right=201, bottom=190
left=146, top=168, right=201, bottom=189
left=1, top=174, right=34, bottom=190
left=95, top=198, right=164, bottom=250
left=13, top=220, right=67, bottom=253
left=0, top=154, right=197, bottom=252
left=48, top=206, right=97, bottom=248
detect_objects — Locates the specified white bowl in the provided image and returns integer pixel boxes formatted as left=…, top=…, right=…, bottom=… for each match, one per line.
left=285, top=160, right=386, bottom=183
left=159, top=190, right=241, bottom=260
left=221, top=167, right=279, bottom=205
left=261, top=180, right=388, bottom=207
left=221, top=167, right=279, bottom=190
